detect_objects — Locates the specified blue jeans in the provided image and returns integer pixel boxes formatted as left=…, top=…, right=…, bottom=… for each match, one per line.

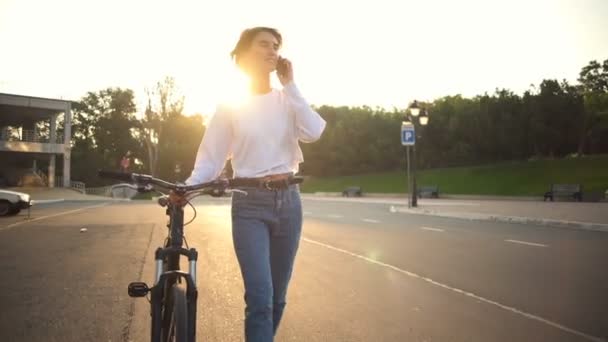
left=231, top=185, right=303, bottom=342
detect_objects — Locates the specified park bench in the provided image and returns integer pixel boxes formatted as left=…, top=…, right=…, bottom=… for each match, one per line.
left=417, top=185, right=439, bottom=198
left=544, top=184, right=582, bottom=202
left=342, top=186, right=362, bottom=197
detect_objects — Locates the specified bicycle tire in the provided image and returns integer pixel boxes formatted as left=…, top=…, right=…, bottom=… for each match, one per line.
left=151, top=288, right=162, bottom=342
left=162, top=284, right=188, bottom=342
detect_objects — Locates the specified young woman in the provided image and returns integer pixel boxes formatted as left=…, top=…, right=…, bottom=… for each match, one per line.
left=185, top=27, right=326, bottom=341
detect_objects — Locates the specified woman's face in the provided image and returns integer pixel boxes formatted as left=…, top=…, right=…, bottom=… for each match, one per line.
left=239, top=31, right=280, bottom=75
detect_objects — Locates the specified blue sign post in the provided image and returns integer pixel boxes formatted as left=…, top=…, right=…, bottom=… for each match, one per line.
left=401, top=122, right=415, bottom=207
left=401, top=123, right=415, bottom=146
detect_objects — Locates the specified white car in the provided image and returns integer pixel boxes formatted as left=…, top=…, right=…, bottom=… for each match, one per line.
left=0, top=189, right=32, bottom=216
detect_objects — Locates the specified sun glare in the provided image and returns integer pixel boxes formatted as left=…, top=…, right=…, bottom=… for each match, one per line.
left=1, top=0, right=607, bottom=116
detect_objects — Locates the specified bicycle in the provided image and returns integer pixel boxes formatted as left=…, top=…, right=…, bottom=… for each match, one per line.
left=98, top=170, right=243, bottom=342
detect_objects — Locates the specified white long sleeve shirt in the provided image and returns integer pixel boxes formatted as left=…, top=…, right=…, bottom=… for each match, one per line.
left=185, top=82, right=326, bottom=185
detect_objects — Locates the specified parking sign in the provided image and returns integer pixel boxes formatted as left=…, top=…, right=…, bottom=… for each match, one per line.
left=401, top=123, right=415, bottom=146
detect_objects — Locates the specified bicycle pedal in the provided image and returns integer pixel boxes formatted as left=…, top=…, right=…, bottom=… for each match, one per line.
left=128, top=282, right=150, bottom=297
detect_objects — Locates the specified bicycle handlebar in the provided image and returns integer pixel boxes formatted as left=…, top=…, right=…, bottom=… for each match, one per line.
left=98, top=170, right=232, bottom=194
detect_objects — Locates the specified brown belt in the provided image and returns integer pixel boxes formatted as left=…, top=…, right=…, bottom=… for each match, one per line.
left=232, top=173, right=303, bottom=190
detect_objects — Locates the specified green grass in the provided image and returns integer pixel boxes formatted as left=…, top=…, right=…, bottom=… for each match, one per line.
left=131, top=191, right=155, bottom=200
left=300, top=154, right=608, bottom=196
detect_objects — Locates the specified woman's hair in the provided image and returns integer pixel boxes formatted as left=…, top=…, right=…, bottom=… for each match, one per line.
left=230, top=27, right=282, bottom=64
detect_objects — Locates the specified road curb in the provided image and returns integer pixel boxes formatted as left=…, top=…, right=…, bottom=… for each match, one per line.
left=390, top=206, right=608, bottom=233
left=31, top=199, right=66, bottom=205
left=35, top=197, right=132, bottom=203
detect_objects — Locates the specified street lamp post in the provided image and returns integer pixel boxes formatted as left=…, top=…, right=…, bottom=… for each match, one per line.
left=404, top=101, right=429, bottom=208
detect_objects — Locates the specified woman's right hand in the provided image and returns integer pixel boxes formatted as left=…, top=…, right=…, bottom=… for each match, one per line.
left=276, top=56, right=294, bottom=86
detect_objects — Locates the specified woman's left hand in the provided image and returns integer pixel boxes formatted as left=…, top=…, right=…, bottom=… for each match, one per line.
left=277, top=57, right=294, bottom=86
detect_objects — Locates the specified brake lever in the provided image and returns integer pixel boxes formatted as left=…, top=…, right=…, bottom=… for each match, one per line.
left=137, top=183, right=155, bottom=193
left=226, top=189, right=248, bottom=196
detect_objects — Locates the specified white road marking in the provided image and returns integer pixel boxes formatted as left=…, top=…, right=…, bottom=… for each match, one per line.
left=362, top=219, right=380, bottom=224
left=505, top=239, right=548, bottom=248
left=1, top=203, right=110, bottom=232
left=302, top=237, right=603, bottom=342
left=328, top=214, right=343, bottom=219
left=415, top=201, right=480, bottom=206
left=421, top=227, right=445, bottom=232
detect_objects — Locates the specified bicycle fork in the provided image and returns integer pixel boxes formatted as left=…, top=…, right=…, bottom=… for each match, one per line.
left=128, top=247, right=199, bottom=297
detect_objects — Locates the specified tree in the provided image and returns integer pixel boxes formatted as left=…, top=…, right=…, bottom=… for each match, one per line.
left=71, top=88, right=140, bottom=185
left=577, top=59, right=608, bottom=154
left=578, top=60, right=608, bottom=93
left=156, top=113, right=205, bottom=182
left=139, top=77, right=185, bottom=176
left=526, top=79, right=583, bottom=157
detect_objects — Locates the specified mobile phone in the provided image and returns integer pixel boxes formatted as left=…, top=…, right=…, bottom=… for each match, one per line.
left=276, top=56, right=287, bottom=76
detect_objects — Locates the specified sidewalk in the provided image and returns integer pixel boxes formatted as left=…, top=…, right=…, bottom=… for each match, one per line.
left=302, top=194, right=608, bottom=232
left=5, top=187, right=121, bottom=203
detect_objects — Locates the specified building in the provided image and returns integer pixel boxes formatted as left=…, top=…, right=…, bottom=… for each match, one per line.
left=0, top=93, right=72, bottom=188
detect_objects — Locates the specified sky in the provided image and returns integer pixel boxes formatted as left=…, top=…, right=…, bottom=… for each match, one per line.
left=1, top=0, right=607, bottom=116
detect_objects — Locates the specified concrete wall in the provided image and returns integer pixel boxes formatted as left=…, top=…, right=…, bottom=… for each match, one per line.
left=1, top=94, right=73, bottom=188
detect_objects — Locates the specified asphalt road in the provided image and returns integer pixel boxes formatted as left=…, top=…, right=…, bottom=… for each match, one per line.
left=0, top=198, right=606, bottom=342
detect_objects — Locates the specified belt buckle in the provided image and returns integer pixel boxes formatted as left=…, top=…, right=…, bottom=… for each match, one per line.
left=263, top=179, right=273, bottom=190
left=262, top=175, right=291, bottom=190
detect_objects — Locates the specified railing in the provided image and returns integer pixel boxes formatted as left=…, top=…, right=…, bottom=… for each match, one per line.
left=85, top=186, right=114, bottom=197
left=75, top=183, right=137, bottom=199
left=0, top=129, right=64, bottom=144
left=70, top=181, right=86, bottom=194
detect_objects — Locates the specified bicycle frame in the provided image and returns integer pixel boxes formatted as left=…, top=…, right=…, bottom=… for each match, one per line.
left=150, top=202, right=198, bottom=342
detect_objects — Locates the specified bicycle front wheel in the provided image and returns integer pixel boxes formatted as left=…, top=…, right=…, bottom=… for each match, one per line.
left=162, top=284, right=188, bottom=342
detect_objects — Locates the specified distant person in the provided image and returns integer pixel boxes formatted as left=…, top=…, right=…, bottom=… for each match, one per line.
left=180, top=27, right=326, bottom=341
left=174, top=163, right=182, bottom=181
left=120, top=151, right=131, bottom=173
